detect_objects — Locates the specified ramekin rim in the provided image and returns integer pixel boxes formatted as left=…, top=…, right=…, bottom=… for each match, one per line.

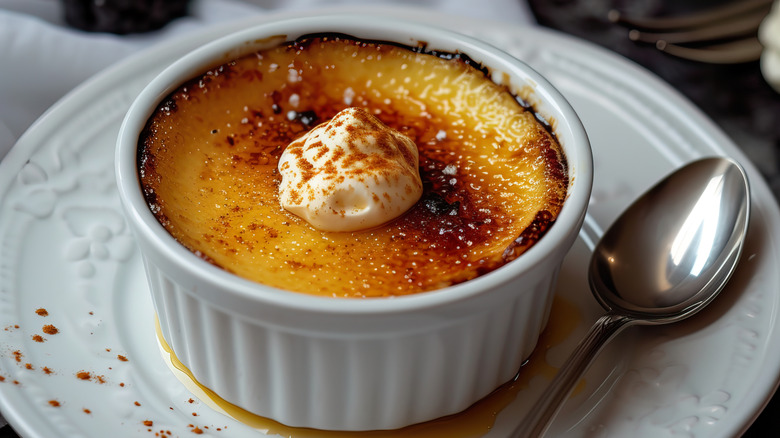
left=115, top=13, right=593, bottom=315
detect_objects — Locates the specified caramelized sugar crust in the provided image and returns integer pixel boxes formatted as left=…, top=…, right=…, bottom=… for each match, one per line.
left=138, top=36, right=568, bottom=298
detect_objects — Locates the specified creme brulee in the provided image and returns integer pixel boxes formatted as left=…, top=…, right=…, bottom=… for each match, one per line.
left=138, top=35, right=568, bottom=298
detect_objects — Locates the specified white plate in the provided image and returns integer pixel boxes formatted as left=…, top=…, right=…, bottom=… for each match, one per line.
left=1, top=7, right=779, bottom=438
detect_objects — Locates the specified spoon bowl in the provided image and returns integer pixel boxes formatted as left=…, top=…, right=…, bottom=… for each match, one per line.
left=516, top=157, right=750, bottom=437
left=591, top=157, right=750, bottom=321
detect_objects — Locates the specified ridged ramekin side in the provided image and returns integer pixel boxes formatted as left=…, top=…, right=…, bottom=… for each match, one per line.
left=141, top=255, right=560, bottom=431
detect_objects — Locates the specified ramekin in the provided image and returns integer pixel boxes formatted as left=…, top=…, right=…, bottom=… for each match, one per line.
left=115, top=14, right=593, bottom=431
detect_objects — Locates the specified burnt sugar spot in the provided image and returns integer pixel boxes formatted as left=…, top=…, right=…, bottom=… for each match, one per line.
left=293, top=110, right=318, bottom=128
left=502, top=210, right=556, bottom=262
left=394, top=155, right=501, bottom=254
left=422, top=192, right=460, bottom=216
left=240, top=68, right=264, bottom=82
left=270, top=90, right=283, bottom=114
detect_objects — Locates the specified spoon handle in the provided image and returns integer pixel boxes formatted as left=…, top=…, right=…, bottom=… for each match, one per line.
left=513, top=312, right=634, bottom=437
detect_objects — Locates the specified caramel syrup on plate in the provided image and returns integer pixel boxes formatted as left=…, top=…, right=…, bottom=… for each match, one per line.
left=156, top=296, right=580, bottom=437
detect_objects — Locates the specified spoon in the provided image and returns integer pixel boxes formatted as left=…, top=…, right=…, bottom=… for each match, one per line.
left=514, top=157, right=751, bottom=437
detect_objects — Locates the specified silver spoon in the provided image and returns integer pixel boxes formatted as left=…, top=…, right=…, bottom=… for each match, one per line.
left=515, top=157, right=751, bottom=437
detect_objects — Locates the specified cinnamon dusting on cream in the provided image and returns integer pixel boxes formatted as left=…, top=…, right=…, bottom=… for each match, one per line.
left=278, top=107, right=422, bottom=231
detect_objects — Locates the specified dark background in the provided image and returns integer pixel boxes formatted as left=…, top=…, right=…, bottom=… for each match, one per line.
left=528, top=0, right=780, bottom=199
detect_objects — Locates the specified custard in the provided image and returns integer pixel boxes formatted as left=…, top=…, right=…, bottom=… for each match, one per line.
left=138, top=35, right=568, bottom=298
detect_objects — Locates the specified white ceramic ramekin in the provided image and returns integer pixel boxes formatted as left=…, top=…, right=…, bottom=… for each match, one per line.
left=116, top=14, right=593, bottom=431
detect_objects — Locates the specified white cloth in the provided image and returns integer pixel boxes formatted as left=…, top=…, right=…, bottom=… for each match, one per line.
left=0, top=0, right=533, bottom=161
left=760, top=0, right=780, bottom=92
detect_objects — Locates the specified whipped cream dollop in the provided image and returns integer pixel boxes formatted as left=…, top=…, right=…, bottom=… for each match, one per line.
left=760, top=0, right=780, bottom=92
left=278, top=107, right=423, bottom=232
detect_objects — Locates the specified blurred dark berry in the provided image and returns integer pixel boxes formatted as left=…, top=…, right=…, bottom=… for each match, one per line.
left=62, top=0, right=191, bottom=34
